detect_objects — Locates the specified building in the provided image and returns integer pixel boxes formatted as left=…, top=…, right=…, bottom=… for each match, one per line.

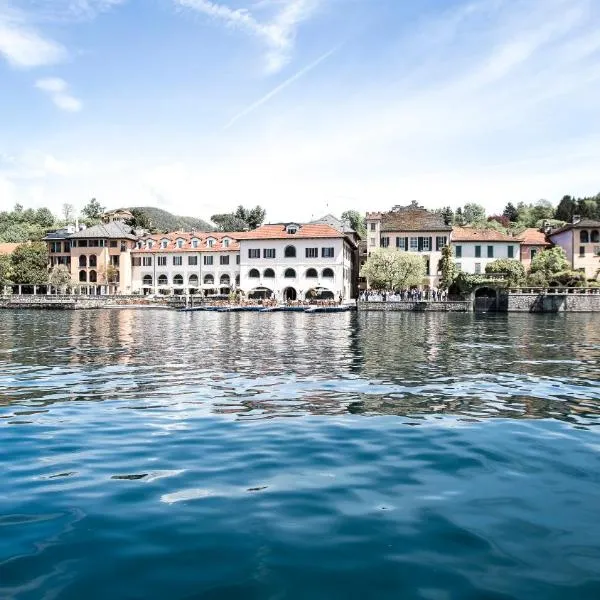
left=130, top=231, right=243, bottom=295
left=238, top=222, right=357, bottom=301
left=102, top=209, right=134, bottom=223
left=0, top=243, right=19, bottom=257
left=451, top=227, right=521, bottom=274
left=45, top=221, right=137, bottom=294
left=517, top=228, right=551, bottom=271
left=365, top=201, right=452, bottom=287
left=548, top=218, right=600, bottom=279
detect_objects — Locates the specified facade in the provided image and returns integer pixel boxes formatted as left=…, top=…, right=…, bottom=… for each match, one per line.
left=45, top=221, right=137, bottom=293
left=365, top=201, right=452, bottom=287
left=102, top=209, right=134, bottom=223
left=517, top=228, right=551, bottom=271
left=130, top=231, right=243, bottom=295
left=238, top=223, right=357, bottom=301
left=548, top=219, right=600, bottom=279
left=451, top=227, right=520, bottom=274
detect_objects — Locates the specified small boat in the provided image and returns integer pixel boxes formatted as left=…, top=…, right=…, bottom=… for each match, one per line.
left=305, top=305, right=352, bottom=313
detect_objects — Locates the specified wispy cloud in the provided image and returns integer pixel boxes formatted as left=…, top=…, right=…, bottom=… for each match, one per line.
left=225, top=45, right=338, bottom=128
left=35, top=78, right=83, bottom=112
left=174, top=0, right=321, bottom=73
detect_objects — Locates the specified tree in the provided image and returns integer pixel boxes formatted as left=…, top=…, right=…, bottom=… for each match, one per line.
left=126, top=208, right=153, bottom=231
left=104, top=264, right=119, bottom=284
left=462, top=203, right=486, bottom=224
left=62, top=203, right=75, bottom=224
left=529, top=247, right=569, bottom=277
left=555, top=195, right=576, bottom=223
left=530, top=199, right=555, bottom=223
left=0, top=255, right=14, bottom=286
left=82, top=198, right=104, bottom=222
left=211, top=213, right=249, bottom=232
left=10, top=243, right=49, bottom=284
left=502, top=202, right=519, bottom=222
left=360, top=248, right=426, bottom=289
left=438, top=244, right=456, bottom=290
left=487, top=215, right=510, bottom=228
left=49, top=265, right=73, bottom=292
left=441, top=206, right=454, bottom=226
left=485, top=259, right=525, bottom=287
left=233, top=205, right=266, bottom=230
left=34, top=207, right=56, bottom=228
left=453, top=207, right=465, bottom=225
left=341, top=210, right=366, bottom=237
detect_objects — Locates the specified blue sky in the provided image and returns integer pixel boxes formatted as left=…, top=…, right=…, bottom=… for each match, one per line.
left=1, top=0, right=599, bottom=222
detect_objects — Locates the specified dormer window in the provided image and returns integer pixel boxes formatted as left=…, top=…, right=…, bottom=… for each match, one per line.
left=223, top=238, right=230, bottom=248
left=147, top=240, right=154, bottom=249
left=207, top=238, right=215, bottom=248
left=161, top=239, right=168, bottom=249
left=137, top=241, right=143, bottom=249
left=286, top=223, right=299, bottom=235
left=177, top=239, right=184, bottom=248
left=191, top=239, right=199, bottom=248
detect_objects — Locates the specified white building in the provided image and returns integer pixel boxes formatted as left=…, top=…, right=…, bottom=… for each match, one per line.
left=451, top=227, right=521, bottom=274
left=238, top=222, right=357, bottom=301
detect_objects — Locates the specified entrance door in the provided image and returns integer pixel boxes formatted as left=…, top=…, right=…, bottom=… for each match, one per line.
left=284, top=287, right=297, bottom=302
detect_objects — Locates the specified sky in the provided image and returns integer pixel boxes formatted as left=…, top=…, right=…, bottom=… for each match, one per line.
left=1, top=0, right=599, bottom=223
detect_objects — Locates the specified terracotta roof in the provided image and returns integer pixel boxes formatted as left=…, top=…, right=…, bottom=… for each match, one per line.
left=241, top=223, right=345, bottom=240
left=517, top=228, right=551, bottom=246
left=370, top=203, right=451, bottom=232
left=550, top=219, right=600, bottom=236
left=133, top=231, right=243, bottom=253
left=452, top=227, right=519, bottom=242
left=0, top=243, right=19, bottom=255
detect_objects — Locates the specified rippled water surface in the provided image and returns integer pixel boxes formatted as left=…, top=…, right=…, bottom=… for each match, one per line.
left=1, top=310, right=600, bottom=599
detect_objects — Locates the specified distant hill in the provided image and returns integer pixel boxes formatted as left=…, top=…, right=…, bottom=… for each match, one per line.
left=127, top=207, right=214, bottom=232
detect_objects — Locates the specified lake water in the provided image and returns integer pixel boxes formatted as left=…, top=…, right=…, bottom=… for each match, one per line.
left=1, top=310, right=600, bottom=599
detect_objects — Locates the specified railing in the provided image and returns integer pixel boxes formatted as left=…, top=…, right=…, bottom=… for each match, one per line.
left=507, top=287, right=600, bottom=295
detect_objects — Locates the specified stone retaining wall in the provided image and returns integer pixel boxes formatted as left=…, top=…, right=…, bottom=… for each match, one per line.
left=358, top=301, right=471, bottom=312
left=506, top=293, right=600, bottom=312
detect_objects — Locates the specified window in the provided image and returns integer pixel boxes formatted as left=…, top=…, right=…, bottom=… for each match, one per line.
left=78, top=240, right=88, bottom=247
left=381, top=237, right=389, bottom=248
left=204, top=274, right=214, bottom=285
left=436, top=236, right=447, bottom=251
left=143, top=275, right=153, bottom=286
left=223, top=238, right=230, bottom=248
left=220, top=256, right=229, bottom=265
left=369, top=237, right=376, bottom=246
left=422, top=237, right=431, bottom=252
left=322, top=247, right=334, bottom=258
left=286, top=224, right=298, bottom=234
left=147, top=240, right=154, bottom=249
left=396, top=237, right=407, bottom=250
left=236, top=255, right=240, bottom=265
left=474, top=262, right=481, bottom=274
left=63, top=242, right=70, bottom=253
left=173, top=256, right=183, bottom=266
left=322, top=268, right=334, bottom=278
left=173, top=274, right=184, bottom=286
left=580, top=231, right=589, bottom=243
left=79, top=255, right=87, bottom=268
left=157, top=256, right=167, bottom=267
left=263, top=268, right=275, bottom=278
left=235, top=274, right=240, bottom=285
left=263, top=249, right=276, bottom=258
left=487, top=245, right=494, bottom=258
left=204, top=255, right=213, bottom=266
left=89, top=270, right=97, bottom=283
left=306, top=268, right=318, bottom=278
left=177, top=239, right=184, bottom=248
left=207, top=238, right=215, bottom=248
left=530, top=249, right=537, bottom=261
left=110, top=240, right=118, bottom=248
left=161, top=239, right=168, bottom=248
left=49, top=242, right=59, bottom=253
left=284, top=268, right=296, bottom=278
left=90, top=240, right=99, bottom=247
left=248, top=249, right=260, bottom=259
left=220, top=274, right=230, bottom=285
left=120, top=242, right=127, bottom=252
left=132, top=257, right=142, bottom=266
left=508, top=245, right=514, bottom=259
left=158, top=274, right=168, bottom=286
left=79, top=270, right=87, bottom=282
left=306, top=247, right=318, bottom=258
left=192, top=239, right=199, bottom=248
left=475, top=245, right=481, bottom=258
left=456, top=262, right=462, bottom=272
left=592, top=231, right=600, bottom=243
left=249, top=269, right=260, bottom=278
left=410, top=237, right=418, bottom=251
left=580, top=246, right=585, bottom=257
left=455, top=245, right=462, bottom=258
left=189, top=274, right=199, bottom=286
left=110, top=255, right=120, bottom=267
left=370, top=223, right=376, bottom=231
left=284, top=245, right=296, bottom=258
left=188, top=256, right=198, bottom=266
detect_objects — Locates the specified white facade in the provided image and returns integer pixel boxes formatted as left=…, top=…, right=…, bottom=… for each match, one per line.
left=451, top=240, right=520, bottom=274
left=238, top=237, right=354, bottom=301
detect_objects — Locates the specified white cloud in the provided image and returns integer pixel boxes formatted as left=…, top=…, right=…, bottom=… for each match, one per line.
left=175, top=0, right=321, bottom=73
left=35, top=77, right=83, bottom=112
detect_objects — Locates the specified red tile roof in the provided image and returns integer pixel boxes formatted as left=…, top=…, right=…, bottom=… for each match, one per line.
left=517, top=228, right=551, bottom=246
left=368, top=203, right=451, bottom=232
left=133, top=231, right=244, bottom=253
left=0, top=243, right=19, bottom=255
left=452, top=227, right=518, bottom=242
left=241, top=223, right=345, bottom=240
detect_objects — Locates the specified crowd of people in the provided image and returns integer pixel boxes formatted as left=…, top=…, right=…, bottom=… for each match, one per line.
left=359, top=288, right=449, bottom=302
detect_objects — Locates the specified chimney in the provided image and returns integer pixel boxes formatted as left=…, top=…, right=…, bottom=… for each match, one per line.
left=573, top=214, right=581, bottom=225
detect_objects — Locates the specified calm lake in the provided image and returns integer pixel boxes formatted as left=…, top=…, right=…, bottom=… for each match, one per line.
left=1, top=310, right=600, bottom=599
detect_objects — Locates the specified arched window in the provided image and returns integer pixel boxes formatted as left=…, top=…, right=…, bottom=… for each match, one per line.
left=189, top=274, right=199, bottom=286
left=284, top=245, right=296, bottom=258
left=263, top=268, right=275, bottom=278
left=322, top=268, right=334, bottom=278
left=249, top=269, right=260, bottom=278
left=79, top=270, right=87, bottom=282
left=89, top=255, right=97, bottom=268
left=220, top=274, right=230, bottom=285
left=173, top=274, right=184, bottom=286
left=79, top=255, right=87, bottom=268
left=158, top=274, right=168, bottom=286
left=306, top=268, right=318, bottom=278
left=592, top=230, right=599, bottom=243
left=143, top=275, right=153, bottom=286
left=89, top=270, right=97, bottom=283
left=204, top=274, right=214, bottom=285
left=580, top=230, right=589, bottom=243
left=284, top=268, right=296, bottom=278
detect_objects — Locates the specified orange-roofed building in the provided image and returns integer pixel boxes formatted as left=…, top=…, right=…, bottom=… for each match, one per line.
left=451, top=227, right=521, bottom=274
left=0, top=243, right=19, bottom=256
left=517, top=228, right=551, bottom=270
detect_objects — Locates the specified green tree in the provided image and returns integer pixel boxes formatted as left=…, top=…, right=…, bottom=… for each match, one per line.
left=441, top=206, right=454, bottom=226
left=530, top=199, right=555, bottom=223
left=529, top=247, right=569, bottom=278
left=234, top=205, right=266, bottom=230
left=0, top=255, right=14, bottom=286
left=34, top=207, right=56, bottom=228
left=555, top=195, right=575, bottom=223
left=10, top=243, right=49, bottom=284
left=126, top=208, right=153, bottom=231
left=211, top=213, right=249, bottom=232
left=462, top=203, right=486, bottom=224
left=485, top=258, right=525, bottom=287
left=438, top=244, right=456, bottom=290
left=48, top=264, right=73, bottom=291
left=453, top=207, right=465, bottom=225
left=81, top=198, right=104, bottom=222
left=502, top=202, right=519, bottom=222
left=360, top=248, right=426, bottom=289
left=341, top=210, right=366, bottom=237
